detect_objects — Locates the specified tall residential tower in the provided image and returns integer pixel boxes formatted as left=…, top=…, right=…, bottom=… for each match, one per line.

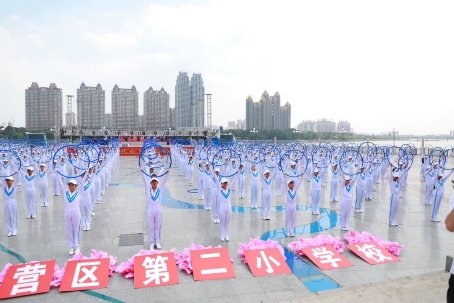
left=143, top=87, right=170, bottom=129
left=25, top=82, right=63, bottom=131
left=77, top=83, right=105, bottom=128
left=111, top=84, right=139, bottom=129
left=175, top=72, right=205, bottom=128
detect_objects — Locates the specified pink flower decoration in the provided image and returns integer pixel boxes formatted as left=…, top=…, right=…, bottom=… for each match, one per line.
left=237, top=238, right=286, bottom=264
left=288, top=234, right=345, bottom=256
left=176, top=244, right=233, bottom=275
left=0, top=263, right=12, bottom=285
left=343, top=230, right=403, bottom=256
left=117, top=248, right=179, bottom=279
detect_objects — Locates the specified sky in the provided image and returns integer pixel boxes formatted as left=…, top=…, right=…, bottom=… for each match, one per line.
left=0, top=0, right=453, bottom=135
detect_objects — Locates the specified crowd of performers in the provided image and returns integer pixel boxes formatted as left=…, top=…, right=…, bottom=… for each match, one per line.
left=2, top=142, right=454, bottom=254
left=171, top=146, right=454, bottom=241
left=1, top=146, right=119, bottom=255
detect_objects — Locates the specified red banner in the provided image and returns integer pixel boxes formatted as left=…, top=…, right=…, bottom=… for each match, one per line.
left=191, top=248, right=235, bottom=281
left=301, top=245, right=353, bottom=270
left=0, top=260, right=55, bottom=299
left=59, top=258, right=110, bottom=292
left=134, top=253, right=179, bottom=288
left=347, top=242, right=399, bottom=265
left=244, top=248, right=291, bottom=276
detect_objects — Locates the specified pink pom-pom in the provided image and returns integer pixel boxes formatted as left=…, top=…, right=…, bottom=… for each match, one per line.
left=237, top=238, right=286, bottom=264
left=288, top=234, right=345, bottom=256
left=343, top=230, right=403, bottom=256
left=0, top=263, right=12, bottom=285
left=89, top=249, right=118, bottom=276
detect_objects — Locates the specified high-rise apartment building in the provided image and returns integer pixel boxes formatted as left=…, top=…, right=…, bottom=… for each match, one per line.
left=175, top=72, right=190, bottom=128
left=144, top=87, right=170, bottom=129
left=315, top=118, right=336, bottom=133
left=337, top=120, right=351, bottom=133
left=77, top=83, right=105, bottom=128
left=111, top=84, right=139, bottom=129
left=279, top=102, right=291, bottom=129
left=190, top=73, right=204, bottom=127
left=175, top=72, right=205, bottom=128
left=246, top=95, right=262, bottom=130
left=25, top=82, right=63, bottom=131
left=236, top=119, right=246, bottom=130
left=297, top=120, right=316, bottom=132
left=245, top=91, right=291, bottom=130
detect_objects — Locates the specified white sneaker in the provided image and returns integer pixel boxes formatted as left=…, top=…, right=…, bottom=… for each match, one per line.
left=83, top=227, right=87, bottom=231
left=208, top=207, right=211, bottom=210
left=31, top=215, right=36, bottom=219
left=199, top=198, right=202, bottom=200
left=149, top=243, right=155, bottom=250
left=225, top=236, right=229, bottom=242
left=7, top=232, right=12, bottom=237
left=75, top=246, right=80, bottom=254
left=355, top=210, right=360, bottom=213
left=266, top=216, right=271, bottom=220
left=431, top=218, right=441, bottom=222
left=217, top=218, right=220, bottom=224
left=86, top=226, right=90, bottom=231
left=290, top=232, right=296, bottom=237
left=201, top=197, right=204, bottom=200
left=359, top=210, right=363, bottom=213
left=91, top=211, right=95, bottom=216
left=220, top=237, right=225, bottom=242
left=12, top=231, right=17, bottom=236
left=156, top=243, right=162, bottom=249
left=69, top=247, right=75, bottom=255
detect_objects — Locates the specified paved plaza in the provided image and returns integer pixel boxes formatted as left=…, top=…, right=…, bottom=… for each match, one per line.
left=0, top=155, right=453, bottom=302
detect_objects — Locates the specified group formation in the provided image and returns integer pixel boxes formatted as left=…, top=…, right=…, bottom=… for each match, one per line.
left=3, top=138, right=453, bottom=256
left=169, top=141, right=454, bottom=241
left=0, top=140, right=120, bottom=255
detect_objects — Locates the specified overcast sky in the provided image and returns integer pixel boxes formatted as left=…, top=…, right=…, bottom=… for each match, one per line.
left=1, top=0, right=453, bottom=135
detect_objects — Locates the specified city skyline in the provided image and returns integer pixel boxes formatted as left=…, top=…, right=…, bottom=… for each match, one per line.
left=2, top=1, right=454, bottom=134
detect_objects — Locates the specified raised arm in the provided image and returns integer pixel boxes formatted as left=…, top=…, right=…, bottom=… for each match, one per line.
left=158, top=171, right=170, bottom=189
left=295, top=175, right=303, bottom=192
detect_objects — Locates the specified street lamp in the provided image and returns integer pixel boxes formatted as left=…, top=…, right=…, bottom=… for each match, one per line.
left=390, top=128, right=399, bottom=146
left=250, top=128, right=258, bottom=140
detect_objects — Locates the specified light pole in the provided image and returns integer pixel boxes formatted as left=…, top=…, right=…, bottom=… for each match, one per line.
left=250, top=128, right=258, bottom=141
left=390, top=128, right=399, bottom=146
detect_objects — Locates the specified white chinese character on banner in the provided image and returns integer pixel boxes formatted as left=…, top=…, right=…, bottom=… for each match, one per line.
left=142, top=255, right=169, bottom=285
left=71, top=261, right=101, bottom=288
left=11, top=263, right=47, bottom=295
left=200, top=253, right=227, bottom=275
left=356, top=243, right=392, bottom=263
left=256, top=250, right=281, bottom=273
left=311, top=247, right=342, bottom=267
